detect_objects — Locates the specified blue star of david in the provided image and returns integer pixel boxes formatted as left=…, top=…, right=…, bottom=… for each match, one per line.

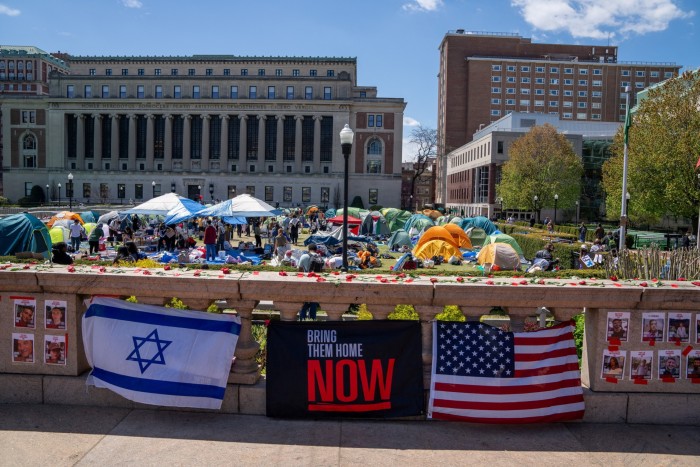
left=126, top=329, right=172, bottom=374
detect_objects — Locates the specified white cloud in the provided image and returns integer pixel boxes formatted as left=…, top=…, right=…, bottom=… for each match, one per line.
left=402, top=0, right=444, bottom=12
left=0, top=4, right=20, bottom=16
left=121, top=0, right=143, bottom=8
left=511, top=0, right=694, bottom=39
left=403, top=116, right=420, bottom=127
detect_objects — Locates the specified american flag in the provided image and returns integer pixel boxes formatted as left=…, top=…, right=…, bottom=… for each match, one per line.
left=428, top=321, right=584, bottom=423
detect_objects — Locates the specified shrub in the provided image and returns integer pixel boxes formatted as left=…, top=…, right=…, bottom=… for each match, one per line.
left=388, top=304, right=419, bottom=320
left=0, top=196, right=8, bottom=206
left=125, top=296, right=138, bottom=303
left=164, top=297, right=188, bottom=309
left=436, top=305, right=466, bottom=322
left=207, top=302, right=221, bottom=313
left=356, top=304, right=372, bottom=320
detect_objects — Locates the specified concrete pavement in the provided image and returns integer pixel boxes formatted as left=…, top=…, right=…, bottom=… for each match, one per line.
left=1, top=404, right=699, bottom=466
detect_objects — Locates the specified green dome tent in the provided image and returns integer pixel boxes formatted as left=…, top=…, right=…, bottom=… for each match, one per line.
left=483, top=233, right=524, bottom=258
left=387, top=229, right=412, bottom=250
left=404, top=214, right=434, bottom=234
left=461, top=216, right=499, bottom=235
left=0, top=213, right=52, bottom=258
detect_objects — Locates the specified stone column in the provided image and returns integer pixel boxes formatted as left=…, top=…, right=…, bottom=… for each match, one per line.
left=201, top=114, right=210, bottom=171
left=228, top=300, right=261, bottom=385
left=294, top=115, right=303, bottom=172
left=258, top=115, right=266, bottom=166
left=220, top=115, right=229, bottom=163
left=239, top=115, right=247, bottom=170
left=276, top=115, right=284, bottom=172
left=183, top=114, right=191, bottom=170
left=76, top=114, right=85, bottom=169
left=110, top=114, right=120, bottom=170
left=128, top=114, right=137, bottom=171
left=92, top=114, right=102, bottom=168
left=313, top=115, right=322, bottom=173
left=164, top=114, right=173, bottom=171
left=146, top=114, right=155, bottom=171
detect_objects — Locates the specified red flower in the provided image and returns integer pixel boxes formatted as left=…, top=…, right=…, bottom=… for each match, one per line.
left=456, top=276, right=464, bottom=283
left=430, top=278, right=438, bottom=283
left=652, top=278, right=658, bottom=283
left=221, top=267, right=230, bottom=274
left=380, top=278, right=389, bottom=283
left=67, top=265, right=75, bottom=273
left=519, top=280, right=528, bottom=285
left=485, top=280, right=494, bottom=285
left=332, top=271, right=340, bottom=275
left=99, top=266, right=106, bottom=273
left=678, top=277, right=686, bottom=281
left=579, top=280, right=587, bottom=285
left=279, top=271, right=288, bottom=276
left=639, top=282, right=648, bottom=287
left=405, top=278, right=414, bottom=283
left=537, top=279, right=545, bottom=285
left=22, top=264, right=30, bottom=270
left=163, top=265, right=171, bottom=271
left=487, top=274, right=494, bottom=278
left=193, top=270, right=201, bottom=277
left=692, top=281, right=700, bottom=287
left=143, top=270, right=151, bottom=275
left=316, top=277, right=326, bottom=282
left=397, top=273, right=406, bottom=279
left=609, top=275, right=618, bottom=281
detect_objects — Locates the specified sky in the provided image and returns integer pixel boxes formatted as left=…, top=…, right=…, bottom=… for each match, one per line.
left=1, top=0, right=697, bottom=160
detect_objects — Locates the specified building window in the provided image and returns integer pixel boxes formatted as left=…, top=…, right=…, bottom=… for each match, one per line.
left=490, top=109, right=501, bottom=116
left=265, top=186, right=273, bottom=201
left=67, top=85, right=75, bottom=98
left=257, top=68, right=265, bottom=76
left=492, top=65, right=501, bottom=71
left=521, top=66, right=530, bottom=72
left=549, top=101, right=558, bottom=107
left=577, top=112, right=587, bottom=119
left=106, top=68, right=112, bottom=76
left=89, top=68, right=96, bottom=75
left=249, top=86, right=257, bottom=99
left=621, top=70, right=630, bottom=76
left=117, top=184, right=125, bottom=199
left=368, top=189, right=378, bottom=205
left=577, top=102, right=587, bottom=108
left=578, top=80, right=588, bottom=86
left=593, top=69, right=602, bottom=75
left=154, top=68, right=161, bottom=75
left=206, top=68, right=213, bottom=76
left=323, top=87, right=332, bottom=100
left=174, top=85, right=181, bottom=98
left=491, top=98, right=501, bottom=104
left=305, top=86, right=313, bottom=99
left=302, top=187, right=311, bottom=203
left=506, top=77, right=515, bottom=83
left=507, top=66, right=515, bottom=72
left=101, top=85, right=109, bottom=98
left=664, top=71, right=673, bottom=78
left=268, top=86, right=275, bottom=99
left=549, top=89, right=558, bottom=96
left=241, top=68, right=248, bottom=76
left=135, top=184, right=143, bottom=199
left=137, top=85, right=144, bottom=98
left=506, top=99, right=515, bottom=105
left=579, top=69, right=588, bottom=75
left=636, top=70, right=645, bottom=77
left=550, top=67, right=559, bottom=73
left=192, top=85, right=200, bottom=98
left=188, top=68, right=195, bottom=76
left=564, top=90, right=573, bottom=97
left=286, top=86, right=294, bottom=99
left=521, top=88, right=530, bottom=95
left=592, top=80, right=602, bottom=87
left=592, top=91, right=602, bottom=97
left=491, top=87, right=501, bottom=93
left=138, top=68, right=144, bottom=76
left=309, top=69, right=317, bottom=77
left=578, top=90, right=587, bottom=97
left=119, top=85, right=127, bottom=98
left=292, top=69, right=300, bottom=77
left=535, top=66, right=544, bottom=73
left=591, top=114, right=601, bottom=120
left=155, top=85, right=163, bottom=98
left=230, top=85, right=238, bottom=98
left=650, top=71, right=659, bottom=78
left=550, top=78, right=559, bottom=85
left=492, top=76, right=501, bottom=82
left=635, top=82, right=645, bottom=88
left=506, top=88, right=515, bottom=94
left=368, top=115, right=374, bottom=127
left=223, top=68, right=230, bottom=76
left=246, top=186, right=255, bottom=196
left=521, top=77, right=530, bottom=83
left=121, top=68, right=128, bottom=76
left=275, top=69, right=283, bottom=76
left=171, top=68, right=178, bottom=76
left=564, top=68, right=573, bottom=74
left=321, top=187, right=329, bottom=203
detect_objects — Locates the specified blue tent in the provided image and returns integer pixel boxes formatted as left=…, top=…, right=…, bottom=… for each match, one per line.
left=461, top=216, right=499, bottom=235
left=0, top=213, right=52, bottom=258
left=163, top=198, right=207, bottom=225
left=404, top=214, right=434, bottom=233
left=195, top=194, right=280, bottom=218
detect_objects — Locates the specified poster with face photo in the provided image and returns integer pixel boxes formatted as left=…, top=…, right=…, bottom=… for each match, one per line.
left=658, top=350, right=681, bottom=379
left=629, top=350, right=653, bottom=380
left=641, top=312, right=665, bottom=342
left=601, top=349, right=626, bottom=380
left=12, top=332, right=34, bottom=363
left=606, top=311, right=630, bottom=342
left=44, top=335, right=66, bottom=365
left=687, top=350, right=700, bottom=379
left=45, top=300, right=67, bottom=330
left=667, top=312, right=690, bottom=343
left=13, top=297, right=36, bottom=329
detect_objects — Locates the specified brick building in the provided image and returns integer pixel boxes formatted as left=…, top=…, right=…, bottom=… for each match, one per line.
left=436, top=31, right=681, bottom=205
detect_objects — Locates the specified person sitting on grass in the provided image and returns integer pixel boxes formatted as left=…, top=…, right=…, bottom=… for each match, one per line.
left=51, top=242, right=73, bottom=265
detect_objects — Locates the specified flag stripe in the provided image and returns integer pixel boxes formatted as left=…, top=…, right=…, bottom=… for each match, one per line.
left=515, top=362, right=581, bottom=378
left=432, top=393, right=584, bottom=410
left=85, top=303, right=241, bottom=334
left=435, top=369, right=581, bottom=387
left=515, top=347, right=578, bottom=362
left=513, top=332, right=574, bottom=346
left=516, top=355, right=578, bottom=371
left=434, top=376, right=581, bottom=395
left=430, top=407, right=586, bottom=424
left=91, top=366, right=226, bottom=399
left=431, top=401, right=586, bottom=421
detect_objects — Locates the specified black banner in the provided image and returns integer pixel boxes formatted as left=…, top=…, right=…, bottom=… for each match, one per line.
left=266, top=320, right=424, bottom=418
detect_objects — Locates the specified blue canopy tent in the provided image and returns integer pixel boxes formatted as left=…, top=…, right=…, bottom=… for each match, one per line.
left=0, top=213, right=52, bottom=258
left=162, top=198, right=208, bottom=225
left=120, top=193, right=194, bottom=216
left=195, top=194, right=280, bottom=218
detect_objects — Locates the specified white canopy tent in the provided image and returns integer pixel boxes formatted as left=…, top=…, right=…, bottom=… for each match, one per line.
left=120, top=193, right=194, bottom=216
left=195, top=194, right=280, bottom=218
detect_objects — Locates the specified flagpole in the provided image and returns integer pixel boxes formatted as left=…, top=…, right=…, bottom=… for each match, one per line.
left=619, top=86, right=631, bottom=251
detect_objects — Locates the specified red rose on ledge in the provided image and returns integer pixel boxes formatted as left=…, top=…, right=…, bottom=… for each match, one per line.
left=193, top=270, right=201, bottom=277
left=609, top=275, right=618, bottom=281
left=221, top=267, right=230, bottom=275
left=456, top=276, right=464, bottom=283
left=639, top=282, right=648, bottom=287
left=579, top=280, right=586, bottom=285
left=143, top=270, right=151, bottom=275
left=67, top=266, right=75, bottom=272
left=163, top=265, right=171, bottom=271
left=430, top=278, right=438, bottom=283
left=279, top=271, right=288, bottom=276
left=485, top=280, right=495, bottom=285
left=519, top=280, right=528, bottom=285
left=23, top=264, right=30, bottom=270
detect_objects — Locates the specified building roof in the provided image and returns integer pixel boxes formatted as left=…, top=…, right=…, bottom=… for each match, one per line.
left=473, top=112, right=620, bottom=140
left=0, top=45, right=69, bottom=69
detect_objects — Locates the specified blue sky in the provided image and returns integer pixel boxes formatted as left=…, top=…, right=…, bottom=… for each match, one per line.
left=1, top=0, right=697, bottom=160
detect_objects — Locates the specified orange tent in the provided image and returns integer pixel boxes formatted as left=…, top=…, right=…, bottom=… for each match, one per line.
left=46, top=211, right=84, bottom=228
left=412, top=239, right=461, bottom=261
left=442, top=223, right=473, bottom=249
left=414, top=225, right=459, bottom=251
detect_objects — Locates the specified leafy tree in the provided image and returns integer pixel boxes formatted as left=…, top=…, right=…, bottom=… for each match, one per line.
left=602, top=71, right=700, bottom=225
left=497, top=124, right=583, bottom=218
left=406, top=125, right=437, bottom=204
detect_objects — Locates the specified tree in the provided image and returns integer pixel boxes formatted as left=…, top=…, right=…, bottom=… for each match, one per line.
left=602, top=71, right=700, bottom=226
left=406, top=125, right=437, bottom=208
left=497, top=124, right=583, bottom=219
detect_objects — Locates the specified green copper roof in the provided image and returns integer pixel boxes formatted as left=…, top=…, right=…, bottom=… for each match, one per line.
left=0, top=45, right=69, bottom=68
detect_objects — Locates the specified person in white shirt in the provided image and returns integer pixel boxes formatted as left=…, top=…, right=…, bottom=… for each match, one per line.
left=68, top=219, right=84, bottom=252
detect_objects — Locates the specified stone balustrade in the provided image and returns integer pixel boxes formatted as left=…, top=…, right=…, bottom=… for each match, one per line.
left=2, top=265, right=700, bottom=396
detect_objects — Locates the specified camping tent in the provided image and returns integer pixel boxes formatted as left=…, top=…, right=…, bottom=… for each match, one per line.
left=195, top=194, right=279, bottom=218
left=359, top=211, right=390, bottom=237
left=79, top=210, right=101, bottom=223
left=404, top=214, right=434, bottom=234
left=461, top=216, right=499, bottom=235
left=414, top=226, right=459, bottom=251
left=46, top=211, right=84, bottom=227
left=162, top=197, right=208, bottom=225
left=465, top=227, right=488, bottom=247
left=335, top=207, right=368, bottom=219
left=0, top=213, right=52, bottom=258
left=484, top=233, right=524, bottom=258
left=382, top=208, right=412, bottom=233
left=412, top=239, right=461, bottom=261
left=422, top=209, right=442, bottom=220
left=97, top=210, right=120, bottom=224
left=477, top=243, right=520, bottom=271
left=49, top=226, right=69, bottom=244
left=120, top=193, right=194, bottom=216
left=387, top=229, right=412, bottom=250
left=442, top=223, right=473, bottom=249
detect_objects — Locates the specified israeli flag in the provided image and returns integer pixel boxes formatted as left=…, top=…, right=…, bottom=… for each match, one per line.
left=83, top=297, right=241, bottom=409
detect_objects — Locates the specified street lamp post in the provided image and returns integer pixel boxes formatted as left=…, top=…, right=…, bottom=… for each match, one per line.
left=625, top=192, right=631, bottom=225
left=533, top=195, right=539, bottom=224
left=46, top=184, right=50, bottom=204
left=575, top=200, right=579, bottom=225
left=496, top=196, right=503, bottom=219
left=57, top=183, right=61, bottom=206
left=553, top=194, right=559, bottom=225
left=67, top=173, right=74, bottom=211
left=408, top=195, right=413, bottom=212
left=209, top=183, right=214, bottom=202
left=197, top=185, right=202, bottom=203
left=339, top=124, right=354, bottom=271
left=152, top=181, right=156, bottom=199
